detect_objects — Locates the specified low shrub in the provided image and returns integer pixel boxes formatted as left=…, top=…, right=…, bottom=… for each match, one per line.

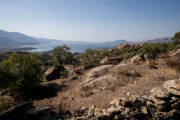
left=80, top=48, right=107, bottom=68
left=0, top=53, right=43, bottom=92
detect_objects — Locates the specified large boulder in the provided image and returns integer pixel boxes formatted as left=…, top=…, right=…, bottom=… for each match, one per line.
left=79, top=65, right=113, bottom=86
left=130, top=55, right=143, bottom=64
left=100, top=57, right=109, bottom=65
left=163, top=79, right=180, bottom=96
left=44, top=66, right=67, bottom=81
left=170, top=49, right=180, bottom=56
left=100, top=56, right=122, bottom=65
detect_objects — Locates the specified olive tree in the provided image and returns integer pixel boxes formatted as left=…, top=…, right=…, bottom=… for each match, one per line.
left=0, top=53, right=42, bottom=91
left=52, top=45, right=73, bottom=66
left=172, top=32, right=180, bottom=45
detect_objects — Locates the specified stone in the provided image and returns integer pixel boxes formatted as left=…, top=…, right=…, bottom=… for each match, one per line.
left=130, top=55, right=142, bottom=64
left=79, top=65, right=113, bottom=86
left=94, top=108, right=103, bottom=116
left=100, top=57, right=109, bottom=65
left=87, top=105, right=96, bottom=118
left=141, top=106, right=148, bottom=114
left=26, top=106, right=51, bottom=115
left=107, top=107, right=120, bottom=115
left=163, top=79, right=180, bottom=96
left=150, top=88, right=169, bottom=100
left=171, top=49, right=180, bottom=56
left=45, top=66, right=67, bottom=81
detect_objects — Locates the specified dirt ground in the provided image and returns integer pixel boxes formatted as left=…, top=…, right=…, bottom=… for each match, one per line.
left=33, top=57, right=180, bottom=112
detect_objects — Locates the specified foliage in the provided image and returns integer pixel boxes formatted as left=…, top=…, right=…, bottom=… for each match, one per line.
left=0, top=53, right=42, bottom=91
left=52, top=45, right=73, bottom=66
left=139, top=43, right=176, bottom=57
left=80, top=48, right=107, bottom=68
left=172, top=32, right=180, bottom=45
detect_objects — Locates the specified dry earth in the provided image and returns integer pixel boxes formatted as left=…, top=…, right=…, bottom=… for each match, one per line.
left=33, top=53, right=180, bottom=113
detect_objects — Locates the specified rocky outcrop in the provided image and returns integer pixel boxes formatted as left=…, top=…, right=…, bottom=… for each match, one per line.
left=0, top=102, right=56, bottom=120
left=170, top=49, right=180, bottom=56
left=130, top=55, right=143, bottom=64
left=72, top=79, right=180, bottom=120
left=79, top=65, right=113, bottom=87
left=100, top=56, right=122, bottom=65
left=1, top=79, right=179, bottom=120
left=44, top=66, right=67, bottom=81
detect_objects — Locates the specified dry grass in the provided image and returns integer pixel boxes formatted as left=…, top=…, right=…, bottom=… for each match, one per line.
left=79, top=86, right=94, bottom=97
left=0, top=98, right=15, bottom=113
left=148, top=59, right=157, bottom=69
left=165, top=57, right=180, bottom=72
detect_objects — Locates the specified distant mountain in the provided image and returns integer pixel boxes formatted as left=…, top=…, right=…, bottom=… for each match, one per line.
left=0, top=30, right=58, bottom=46
left=143, top=37, right=172, bottom=43
left=0, top=29, right=173, bottom=53
left=0, top=29, right=131, bottom=52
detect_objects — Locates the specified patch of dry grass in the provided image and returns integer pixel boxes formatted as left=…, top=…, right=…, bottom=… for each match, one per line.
left=148, top=59, right=158, bottom=69
left=79, top=86, right=94, bottom=97
left=0, top=98, right=14, bottom=113
left=165, top=56, right=180, bottom=72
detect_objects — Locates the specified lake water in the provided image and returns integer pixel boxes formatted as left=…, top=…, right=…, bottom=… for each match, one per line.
left=20, top=41, right=101, bottom=53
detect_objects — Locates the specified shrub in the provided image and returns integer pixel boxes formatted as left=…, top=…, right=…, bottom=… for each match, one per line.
left=80, top=48, right=106, bottom=68
left=52, top=45, right=73, bottom=66
left=139, top=43, right=176, bottom=57
left=0, top=53, right=42, bottom=92
left=172, top=32, right=180, bottom=45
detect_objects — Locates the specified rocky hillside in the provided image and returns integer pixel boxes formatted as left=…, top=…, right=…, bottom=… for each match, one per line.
left=0, top=44, right=180, bottom=120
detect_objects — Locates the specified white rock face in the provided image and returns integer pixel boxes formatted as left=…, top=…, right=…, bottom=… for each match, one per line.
left=163, top=79, right=180, bottom=96
left=130, top=55, right=142, bottom=64
left=79, top=65, right=113, bottom=86
left=170, top=49, right=180, bottom=56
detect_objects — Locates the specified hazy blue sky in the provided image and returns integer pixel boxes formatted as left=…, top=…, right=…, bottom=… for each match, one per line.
left=0, top=0, right=180, bottom=42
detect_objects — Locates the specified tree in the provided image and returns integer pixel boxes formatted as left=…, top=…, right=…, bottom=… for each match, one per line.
left=172, top=32, right=180, bottom=45
left=52, top=45, right=73, bottom=66
left=81, top=48, right=104, bottom=68
left=0, top=53, right=42, bottom=91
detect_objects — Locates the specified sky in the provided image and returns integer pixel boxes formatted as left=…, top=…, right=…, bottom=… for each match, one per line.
left=0, top=0, right=180, bottom=42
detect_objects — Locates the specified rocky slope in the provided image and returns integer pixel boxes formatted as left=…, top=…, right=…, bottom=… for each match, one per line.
left=0, top=79, right=179, bottom=120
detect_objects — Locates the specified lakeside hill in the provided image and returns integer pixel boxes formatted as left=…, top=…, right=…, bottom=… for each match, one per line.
left=0, top=29, right=172, bottom=53
left=0, top=29, right=130, bottom=52
left=0, top=42, right=180, bottom=120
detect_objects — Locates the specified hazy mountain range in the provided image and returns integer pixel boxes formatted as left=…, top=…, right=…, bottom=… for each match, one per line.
left=0, top=29, right=172, bottom=53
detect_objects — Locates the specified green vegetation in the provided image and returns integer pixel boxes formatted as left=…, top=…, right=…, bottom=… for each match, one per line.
left=0, top=53, right=42, bottom=92
left=172, top=32, right=180, bottom=45
left=139, top=43, right=176, bottom=57
left=52, top=45, right=73, bottom=66
left=0, top=99, right=14, bottom=113
left=80, top=48, right=108, bottom=68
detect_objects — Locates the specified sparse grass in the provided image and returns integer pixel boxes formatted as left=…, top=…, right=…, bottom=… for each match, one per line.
left=118, top=69, right=141, bottom=77
left=0, top=99, right=14, bottom=113
left=148, top=59, right=157, bottom=69
left=165, top=56, right=180, bottom=72
left=79, top=86, right=94, bottom=97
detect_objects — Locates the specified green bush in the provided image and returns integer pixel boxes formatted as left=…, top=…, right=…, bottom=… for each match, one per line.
left=0, top=53, right=42, bottom=91
left=52, top=45, right=73, bottom=66
left=139, top=43, right=176, bottom=57
left=80, top=48, right=107, bottom=68
left=172, top=32, right=180, bottom=45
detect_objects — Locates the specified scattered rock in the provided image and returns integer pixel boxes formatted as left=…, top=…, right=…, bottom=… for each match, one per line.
left=163, top=79, right=180, bottom=96
left=1, top=79, right=180, bottom=120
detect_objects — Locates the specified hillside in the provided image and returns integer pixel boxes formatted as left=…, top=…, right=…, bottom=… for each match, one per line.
left=0, top=41, right=180, bottom=120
